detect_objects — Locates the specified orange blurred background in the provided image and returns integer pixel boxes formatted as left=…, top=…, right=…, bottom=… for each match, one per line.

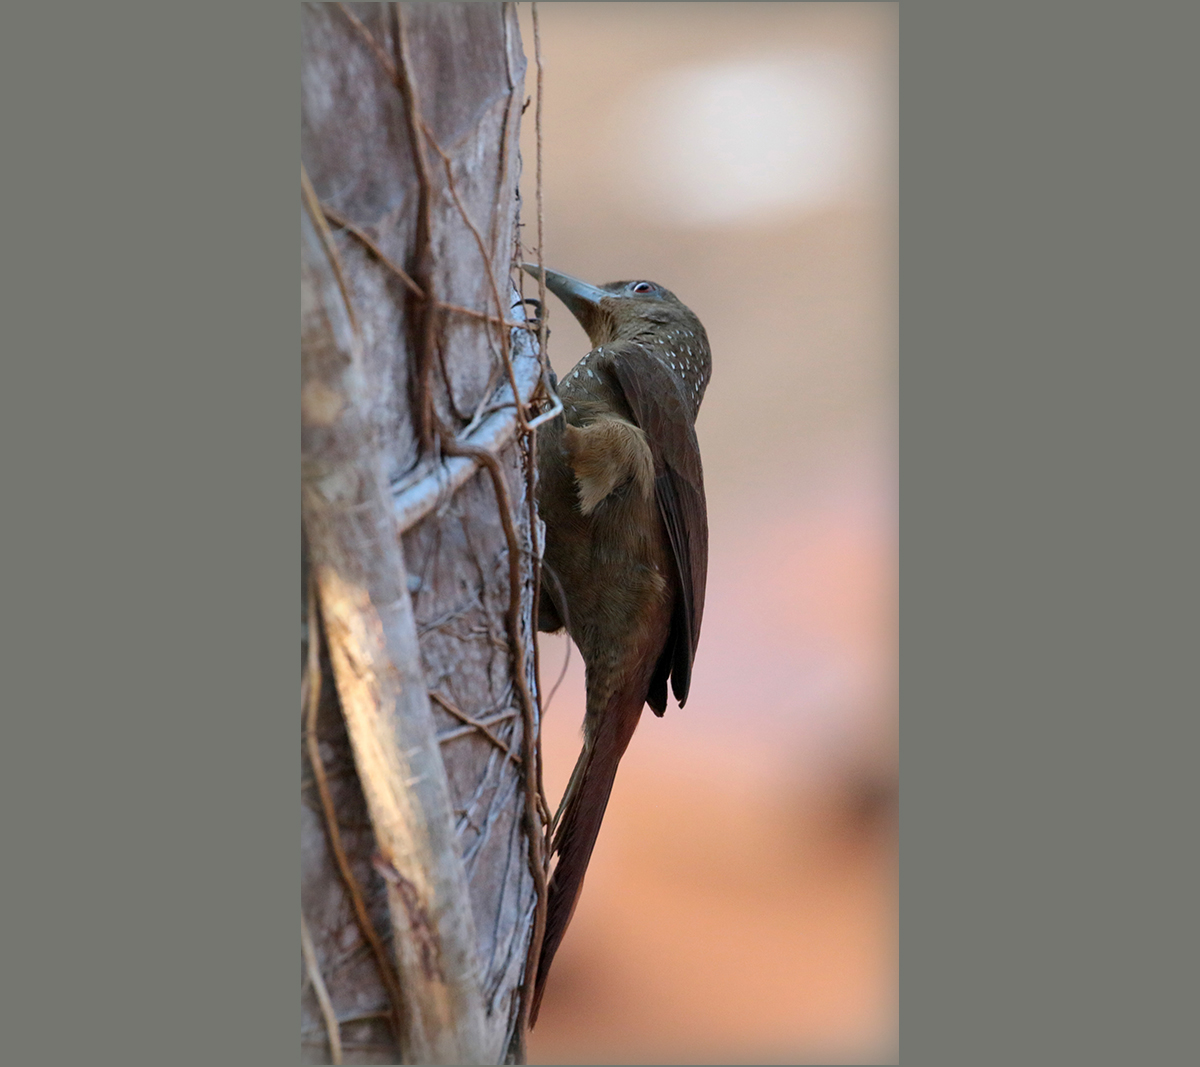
left=515, top=4, right=897, bottom=1062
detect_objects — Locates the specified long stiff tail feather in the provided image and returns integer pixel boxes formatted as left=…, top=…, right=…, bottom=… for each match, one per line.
left=529, top=687, right=645, bottom=1025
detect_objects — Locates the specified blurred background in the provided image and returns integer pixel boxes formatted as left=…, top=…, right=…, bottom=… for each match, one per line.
left=515, top=4, right=897, bottom=1062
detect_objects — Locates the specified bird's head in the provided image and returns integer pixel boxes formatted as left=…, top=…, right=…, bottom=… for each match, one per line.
left=521, top=263, right=708, bottom=355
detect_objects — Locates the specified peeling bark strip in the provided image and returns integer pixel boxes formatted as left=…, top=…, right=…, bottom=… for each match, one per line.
left=302, top=193, right=487, bottom=1065
left=374, top=856, right=443, bottom=982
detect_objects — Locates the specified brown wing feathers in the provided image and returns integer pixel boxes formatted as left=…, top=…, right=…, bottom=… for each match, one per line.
left=611, top=351, right=709, bottom=709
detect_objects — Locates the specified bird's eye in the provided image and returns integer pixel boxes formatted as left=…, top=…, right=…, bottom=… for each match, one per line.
left=630, top=281, right=655, bottom=294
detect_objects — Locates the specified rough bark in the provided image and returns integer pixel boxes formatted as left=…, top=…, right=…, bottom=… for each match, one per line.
left=301, top=5, right=544, bottom=1063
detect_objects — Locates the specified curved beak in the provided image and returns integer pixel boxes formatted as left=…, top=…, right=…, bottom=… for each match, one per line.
left=521, top=263, right=609, bottom=334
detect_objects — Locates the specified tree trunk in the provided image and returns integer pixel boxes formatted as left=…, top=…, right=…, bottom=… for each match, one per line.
left=300, top=5, right=547, bottom=1062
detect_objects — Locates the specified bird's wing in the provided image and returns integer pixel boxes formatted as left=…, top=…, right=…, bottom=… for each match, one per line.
left=610, top=348, right=707, bottom=710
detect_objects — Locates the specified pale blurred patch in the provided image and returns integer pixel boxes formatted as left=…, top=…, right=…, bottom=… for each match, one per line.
left=618, top=54, right=876, bottom=226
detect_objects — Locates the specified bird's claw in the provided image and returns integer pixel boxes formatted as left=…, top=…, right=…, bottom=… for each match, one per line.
left=522, top=297, right=549, bottom=340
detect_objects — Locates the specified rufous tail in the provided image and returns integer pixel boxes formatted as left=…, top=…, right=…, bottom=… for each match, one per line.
left=529, top=687, right=644, bottom=1025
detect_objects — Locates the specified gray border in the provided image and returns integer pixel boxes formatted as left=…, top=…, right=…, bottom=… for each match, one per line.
left=5, top=5, right=293, bottom=1063
left=904, top=2, right=1194, bottom=1064
left=7, top=2, right=1195, bottom=1064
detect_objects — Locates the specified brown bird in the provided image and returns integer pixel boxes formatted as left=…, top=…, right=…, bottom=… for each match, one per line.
left=522, top=264, right=711, bottom=1024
